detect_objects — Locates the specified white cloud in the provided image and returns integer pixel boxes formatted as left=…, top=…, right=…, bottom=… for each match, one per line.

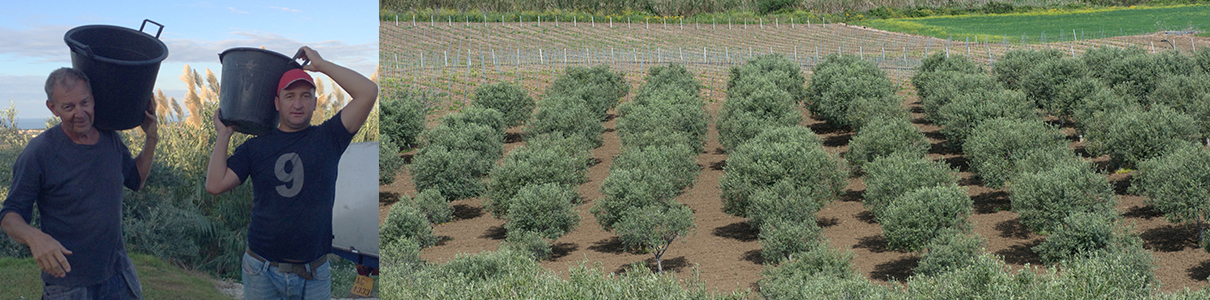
left=161, top=31, right=376, bottom=75
left=1, top=25, right=375, bottom=75
left=0, top=25, right=76, bottom=63
left=269, top=6, right=300, bottom=13
left=228, top=7, right=249, bottom=14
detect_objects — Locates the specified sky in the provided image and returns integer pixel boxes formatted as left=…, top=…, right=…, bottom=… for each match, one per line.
left=0, top=0, right=378, bottom=122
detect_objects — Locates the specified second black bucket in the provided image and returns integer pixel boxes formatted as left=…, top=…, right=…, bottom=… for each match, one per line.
left=64, top=20, right=168, bottom=131
left=218, top=48, right=303, bottom=135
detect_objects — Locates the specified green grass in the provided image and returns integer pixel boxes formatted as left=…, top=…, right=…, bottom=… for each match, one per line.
left=0, top=253, right=232, bottom=300
left=860, top=5, right=1210, bottom=43
left=0, top=253, right=378, bottom=299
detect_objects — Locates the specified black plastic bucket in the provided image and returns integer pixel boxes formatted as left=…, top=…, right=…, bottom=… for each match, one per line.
left=218, top=48, right=303, bottom=135
left=64, top=20, right=168, bottom=131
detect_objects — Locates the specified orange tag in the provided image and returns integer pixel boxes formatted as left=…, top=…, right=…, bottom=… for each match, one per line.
left=351, top=275, right=374, bottom=297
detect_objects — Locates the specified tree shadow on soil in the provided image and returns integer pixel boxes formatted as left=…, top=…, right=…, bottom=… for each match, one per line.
left=588, top=236, right=626, bottom=254
left=714, top=221, right=759, bottom=242
left=435, top=236, right=453, bottom=246
left=1109, top=174, right=1132, bottom=195
left=809, top=120, right=850, bottom=136
left=379, top=192, right=401, bottom=204
left=550, top=242, right=579, bottom=260
left=823, top=133, right=853, bottom=148
left=1188, top=260, right=1210, bottom=282
left=855, top=211, right=878, bottom=224
left=1122, top=205, right=1163, bottom=220
left=996, top=239, right=1043, bottom=266
left=1140, top=224, right=1198, bottom=252
left=995, top=218, right=1033, bottom=239
left=710, top=160, right=727, bottom=171
left=839, top=189, right=863, bottom=202
left=504, top=132, right=524, bottom=143
left=854, top=235, right=891, bottom=253
left=943, top=156, right=970, bottom=173
left=452, top=204, right=483, bottom=220
left=971, top=190, right=1010, bottom=215
left=818, top=216, right=840, bottom=227
left=871, top=256, right=918, bottom=282
left=742, top=249, right=765, bottom=265
left=614, top=256, right=690, bottom=275
left=481, top=225, right=507, bottom=240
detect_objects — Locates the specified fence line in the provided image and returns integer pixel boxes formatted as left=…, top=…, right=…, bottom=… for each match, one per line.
left=380, top=21, right=1200, bottom=110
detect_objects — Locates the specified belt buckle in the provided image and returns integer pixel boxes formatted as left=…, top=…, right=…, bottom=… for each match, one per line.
left=280, top=262, right=316, bottom=280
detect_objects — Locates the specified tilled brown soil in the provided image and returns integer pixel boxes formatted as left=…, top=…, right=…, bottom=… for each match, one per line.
left=380, top=85, right=1210, bottom=295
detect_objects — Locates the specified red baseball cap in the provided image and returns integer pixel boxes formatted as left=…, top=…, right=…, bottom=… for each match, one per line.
left=277, top=68, right=315, bottom=93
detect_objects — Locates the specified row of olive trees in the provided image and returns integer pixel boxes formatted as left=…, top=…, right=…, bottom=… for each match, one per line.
left=801, top=53, right=979, bottom=274
left=915, top=53, right=1150, bottom=271
left=591, top=64, right=704, bottom=274
left=994, top=47, right=1210, bottom=253
left=713, top=55, right=848, bottom=269
left=485, top=65, right=629, bottom=260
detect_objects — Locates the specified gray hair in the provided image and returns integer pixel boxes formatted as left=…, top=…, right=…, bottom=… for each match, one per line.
left=45, top=67, right=91, bottom=103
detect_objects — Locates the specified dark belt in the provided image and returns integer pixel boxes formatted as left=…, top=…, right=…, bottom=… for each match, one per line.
left=245, top=248, right=327, bottom=280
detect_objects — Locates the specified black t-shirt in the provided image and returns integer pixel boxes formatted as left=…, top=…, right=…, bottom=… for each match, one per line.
left=228, top=111, right=354, bottom=263
left=0, top=125, right=140, bottom=287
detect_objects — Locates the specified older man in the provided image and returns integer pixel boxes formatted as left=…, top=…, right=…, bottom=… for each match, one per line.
left=1, top=67, right=158, bottom=299
left=206, top=46, right=377, bottom=300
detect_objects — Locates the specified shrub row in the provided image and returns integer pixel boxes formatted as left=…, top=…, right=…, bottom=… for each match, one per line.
left=716, top=54, right=804, bottom=151
left=616, top=64, right=710, bottom=152
left=996, top=48, right=1209, bottom=169
left=804, top=54, right=901, bottom=130
left=594, top=65, right=703, bottom=273
left=720, top=126, right=845, bottom=218
left=545, top=65, right=629, bottom=121
left=1131, top=142, right=1210, bottom=252
left=409, top=106, right=507, bottom=200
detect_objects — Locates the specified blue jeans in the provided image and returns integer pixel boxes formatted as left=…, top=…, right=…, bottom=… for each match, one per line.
left=242, top=252, right=331, bottom=300
left=42, top=250, right=142, bottom=300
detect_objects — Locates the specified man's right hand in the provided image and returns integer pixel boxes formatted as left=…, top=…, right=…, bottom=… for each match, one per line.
left=213, top=108, right=235, bottom=138
left=28, top=231, right=72, bottom=278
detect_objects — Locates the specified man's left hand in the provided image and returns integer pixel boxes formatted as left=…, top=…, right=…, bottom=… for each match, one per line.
left=141, top=97, right=158, bottom=143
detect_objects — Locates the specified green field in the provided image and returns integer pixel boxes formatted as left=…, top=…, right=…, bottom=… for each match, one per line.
left=860, top=5, right=1210, bottom=43
left=0, top=254, right=232, bottom=300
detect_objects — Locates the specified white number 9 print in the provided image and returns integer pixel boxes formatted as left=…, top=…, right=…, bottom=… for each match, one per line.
left=274, top=153, right=304, bottom=197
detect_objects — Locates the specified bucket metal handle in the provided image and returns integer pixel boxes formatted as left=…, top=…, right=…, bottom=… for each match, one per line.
left=292, top=49, right=311, bottom=68
left=139, top=19, right=164, bottom=39
left=67, top=38, right=94, bottom=59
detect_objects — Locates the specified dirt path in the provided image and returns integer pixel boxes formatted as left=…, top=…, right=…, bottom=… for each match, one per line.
left=380, top=83, right=1210, bottom=294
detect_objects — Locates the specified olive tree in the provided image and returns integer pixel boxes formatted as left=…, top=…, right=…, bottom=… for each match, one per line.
left=1083, top=105, right=1199, bottom=170
left=409, top=145, right=493, bottom=200
left=759, top=219, right=824, bottom=265
left=524, top=95, right=606, bottom=147
left=935, top=89, right=1038, bottom=150
left=845, top=117, right=929, bottom=173
left=379, top=134, right=405, bottom=185
left=380, top=94, right=427, bottom=151
left=879, top=184, right=973, bottom=252
left=862, top=153, right=960, bottom=218
left=546, top=65, right=629, bottom=120
left=964, top=118, right=1067, bottom=189
left=746, top=180, right=823, bottom=230
left=716, top=75, right=802, bottom=151
left=1032, top=212, right=1143, bottom=264
left=1130, top=142, right=1210, bottom=249
left=471, top=82, right=535, bottom=127
left=485, top=142, right=589, bottom=218
left=720, top=126, right=845, bottom=217
left=504, top=183, right=580, bottom=240
left=614, top=204, right=695, bottom=274
left=1009, top=164, right=1117, bottom=234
